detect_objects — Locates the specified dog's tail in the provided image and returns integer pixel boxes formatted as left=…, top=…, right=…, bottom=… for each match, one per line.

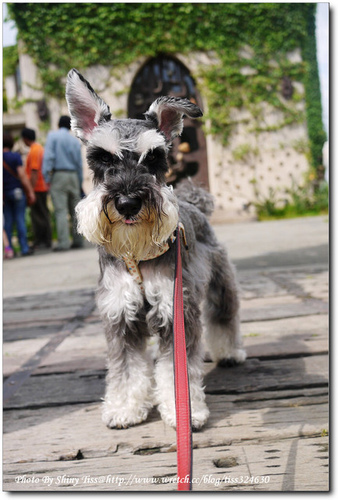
left=174, top=178, right=214, bottom=217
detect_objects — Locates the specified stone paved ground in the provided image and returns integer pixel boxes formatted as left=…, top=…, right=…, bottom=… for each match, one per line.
left=2, top=216, right=329, bottom=492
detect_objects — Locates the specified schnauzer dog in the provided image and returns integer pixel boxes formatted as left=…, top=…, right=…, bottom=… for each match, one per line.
left=66, top=69, right=246, bottom=430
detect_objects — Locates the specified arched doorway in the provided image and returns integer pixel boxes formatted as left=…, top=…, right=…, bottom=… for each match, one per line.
left=128, top=55, right=209, bottom=188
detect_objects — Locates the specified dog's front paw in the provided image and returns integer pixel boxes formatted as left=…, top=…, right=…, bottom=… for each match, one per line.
left=191, top=402, right=210, bottom=431
left=217, top=348, right=246, bottom=367
left=157, top=401, right=177, bottom=428
left=102, top=401, right=151, bottom=429
left=158, top=400, right=209, bottom=430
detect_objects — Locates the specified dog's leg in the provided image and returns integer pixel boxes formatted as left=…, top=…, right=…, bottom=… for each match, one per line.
left=184, top=289, right=210, bottom=430
left=154, top=322, right=209, bottom=430
left=147, top=273, right=209, bottom=430
left=97, top=267, right=153, bottom=429
left=102, top=328, right=153, bottom=428
left=203, top=245, right=246, bottom=366
left=155, top=348, right=210, bottom=431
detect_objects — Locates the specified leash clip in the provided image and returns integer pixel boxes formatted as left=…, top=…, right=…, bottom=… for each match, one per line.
left=178, top=222, right=189, bottom=253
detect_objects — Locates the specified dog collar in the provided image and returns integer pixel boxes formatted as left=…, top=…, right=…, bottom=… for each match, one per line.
left=123, top=222, right=187, bottom=293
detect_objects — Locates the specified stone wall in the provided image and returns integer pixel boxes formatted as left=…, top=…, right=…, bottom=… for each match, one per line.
left=207, top=100, right=309, bottom=222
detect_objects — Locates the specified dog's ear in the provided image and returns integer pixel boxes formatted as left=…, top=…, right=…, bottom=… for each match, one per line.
left=66, top=69, right=111, bottom=142
left=145, top=96, right=203, bottom=142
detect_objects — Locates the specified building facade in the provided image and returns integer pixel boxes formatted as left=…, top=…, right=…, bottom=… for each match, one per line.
left=4, top=47, right=312, bottom=222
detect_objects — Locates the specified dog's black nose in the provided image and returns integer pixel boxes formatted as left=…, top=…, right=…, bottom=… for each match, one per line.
left=115, top=195, right=142, bottom=217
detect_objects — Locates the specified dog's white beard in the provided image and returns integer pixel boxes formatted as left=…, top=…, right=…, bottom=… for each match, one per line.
left=76, top=185, right=179, bottom=261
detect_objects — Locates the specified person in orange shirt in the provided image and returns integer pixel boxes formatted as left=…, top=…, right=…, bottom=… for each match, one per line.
left=21, top=128, right=52, bottom=249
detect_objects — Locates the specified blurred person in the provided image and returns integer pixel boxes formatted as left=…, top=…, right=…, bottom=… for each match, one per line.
left=42, top=116, right=83, bottom=251
left=3, top=131, right=36, bottom=256
left=21, top=128, right=52, bottom=249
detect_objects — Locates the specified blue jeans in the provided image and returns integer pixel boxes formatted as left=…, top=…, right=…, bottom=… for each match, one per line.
left=3, top=188, right=30, bottom=255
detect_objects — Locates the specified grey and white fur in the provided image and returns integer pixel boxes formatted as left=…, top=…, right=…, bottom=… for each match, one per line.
left=66, top=68, right=246, bottom=430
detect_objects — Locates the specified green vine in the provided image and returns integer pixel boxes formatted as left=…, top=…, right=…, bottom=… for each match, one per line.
left=302, top=7, right=327, bottom=167
left=3, top=45, right=19, bottom=112
left=3, top=45, right=19, bottom=78
left=6, top=2, right=325, bottom=168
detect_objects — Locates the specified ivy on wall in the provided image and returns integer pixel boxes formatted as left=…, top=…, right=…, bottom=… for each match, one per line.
left=302, top=8, right=327, bottom=168
left=7, top=2, right=325, bottom=168
left=3, top=45, right=19, bottom=112
left=3, top=45, right=19, bottom=78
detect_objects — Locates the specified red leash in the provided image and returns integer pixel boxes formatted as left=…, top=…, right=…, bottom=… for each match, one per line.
left=173, top=225, right=193, bottom=491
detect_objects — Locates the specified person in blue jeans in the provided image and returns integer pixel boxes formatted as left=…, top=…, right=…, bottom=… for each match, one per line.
left=3, top=132, right=36, bottom=257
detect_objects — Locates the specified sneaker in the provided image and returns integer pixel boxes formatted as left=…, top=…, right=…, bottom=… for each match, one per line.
left=32, top=242, right=52, bottom=250
left=22, top=248, right=34, bottom=257
left=4, top=246, right=14, bottom=259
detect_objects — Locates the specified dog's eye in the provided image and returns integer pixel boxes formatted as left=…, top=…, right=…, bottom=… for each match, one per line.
left=145, top=152, right=156, bottom=162
left=100, top=152, right=114, bottom=164
left=142, top=148, right=168, bottom=177
left=144, top=149, right=163, bottom=165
